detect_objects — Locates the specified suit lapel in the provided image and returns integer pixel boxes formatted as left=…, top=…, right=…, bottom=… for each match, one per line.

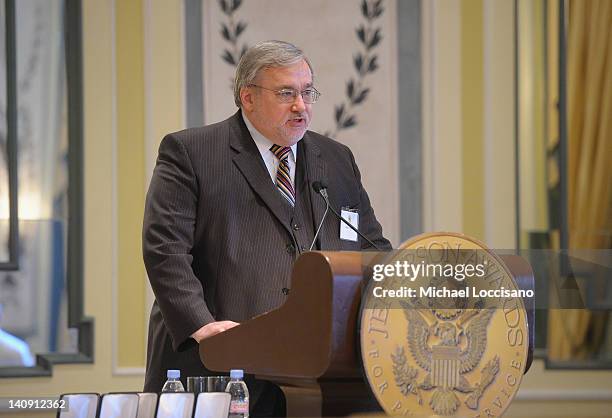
left=302, top=134, right=332, bottom=248
left=229, top=111, right=292, bottom=235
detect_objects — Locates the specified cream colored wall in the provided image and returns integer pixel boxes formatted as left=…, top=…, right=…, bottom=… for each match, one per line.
left=116, top=0, right=185, bottom=373
left=482, top=0, right=517, bottom=249
left=422, top=0, right=464, bottom=233
left=116, top=0, right=146, bottom=371
left=424, top=0, right=515, bottom=247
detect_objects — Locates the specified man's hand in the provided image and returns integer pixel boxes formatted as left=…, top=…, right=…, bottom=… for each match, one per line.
left=191, top=321, right=239, bottom=343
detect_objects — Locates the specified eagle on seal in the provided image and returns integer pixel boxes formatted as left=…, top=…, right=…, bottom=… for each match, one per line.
left=392, top=303, right=500, bottom=416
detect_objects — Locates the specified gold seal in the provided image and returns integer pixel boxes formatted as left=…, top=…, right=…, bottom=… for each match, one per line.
left=360, top=233, right=529, bottom=417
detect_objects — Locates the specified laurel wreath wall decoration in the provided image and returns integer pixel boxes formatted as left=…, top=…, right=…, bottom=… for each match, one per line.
left=217, top=0, right=385, bottom=139
left=219, top=0, right=248, bottom=67
left=327, top=0, right=384, bottom=138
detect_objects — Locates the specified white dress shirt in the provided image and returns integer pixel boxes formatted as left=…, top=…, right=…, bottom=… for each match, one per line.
left=242, top=113, right=298, bottom=187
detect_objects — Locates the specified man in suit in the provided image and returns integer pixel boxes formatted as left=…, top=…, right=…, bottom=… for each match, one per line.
left=143, top=40, right=391, bottom=415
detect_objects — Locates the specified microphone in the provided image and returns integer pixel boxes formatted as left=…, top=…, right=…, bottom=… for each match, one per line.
left=309, top=181, right=330, bottom=250
left=312, top=180, right=328, bottom=196
left=310, top=180, right=382, bottom=251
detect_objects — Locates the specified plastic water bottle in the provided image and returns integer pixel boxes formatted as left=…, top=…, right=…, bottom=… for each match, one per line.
left=226, top=369, right=249, bottom=418
left=161, top=369, right=185, bottom=392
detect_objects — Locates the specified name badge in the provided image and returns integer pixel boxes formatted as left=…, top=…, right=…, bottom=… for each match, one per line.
left=340, top=208, right=359, bottom=242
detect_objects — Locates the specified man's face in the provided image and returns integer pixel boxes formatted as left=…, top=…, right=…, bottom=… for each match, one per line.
left=241, top=59, right=313, bottom=147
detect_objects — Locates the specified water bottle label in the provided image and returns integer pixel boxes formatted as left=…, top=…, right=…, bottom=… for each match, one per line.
left=229, top=400, right=249, bottom=414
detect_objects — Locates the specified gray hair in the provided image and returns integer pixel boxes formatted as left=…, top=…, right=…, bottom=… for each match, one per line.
left=233, top=40, right=313, bottom=107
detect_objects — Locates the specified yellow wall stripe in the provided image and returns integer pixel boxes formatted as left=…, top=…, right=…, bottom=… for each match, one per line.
left=461, top=0, right=485, bottom=240
left=116, top=0, right=146, bottom=368
left=533, top=0, right=548, bottom=231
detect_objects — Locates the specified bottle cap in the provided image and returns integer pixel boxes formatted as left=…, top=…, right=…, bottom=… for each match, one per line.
left=229, top=369, right=244, bottom=379
left=167, top=369, right=180, bottom=379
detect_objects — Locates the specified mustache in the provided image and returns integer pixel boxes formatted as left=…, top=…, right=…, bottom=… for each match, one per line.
left=288, top=113, right=308, bottom=121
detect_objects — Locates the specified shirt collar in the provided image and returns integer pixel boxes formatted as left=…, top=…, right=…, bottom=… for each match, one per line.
left=242, top=111, right=298, bottom=160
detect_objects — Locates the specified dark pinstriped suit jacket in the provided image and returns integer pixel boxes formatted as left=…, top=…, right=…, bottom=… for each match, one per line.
left=142, top=110, right=390, bottom=391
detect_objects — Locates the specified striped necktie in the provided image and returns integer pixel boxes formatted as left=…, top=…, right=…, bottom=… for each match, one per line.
left=270, top=144, right=296, bottom=207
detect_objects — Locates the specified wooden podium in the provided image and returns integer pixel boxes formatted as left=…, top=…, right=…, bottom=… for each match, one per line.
left=199, top=251, right=534, bottom=416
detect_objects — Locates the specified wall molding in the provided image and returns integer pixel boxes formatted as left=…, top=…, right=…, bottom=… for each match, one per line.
left=515, top=389, right=612, bottom=401
left=421, top=0, right=463, bottom=233
left=142, top=0, right=154, bottom=371
left=483, top=0, right=517, bottom=248
left=113, top=367, right=146, bottom=376
left=110, top=0, right=120, bottom=376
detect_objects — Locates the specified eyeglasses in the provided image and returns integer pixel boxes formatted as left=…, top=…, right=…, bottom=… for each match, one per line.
left=248, top=84, right=321, bottom=104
